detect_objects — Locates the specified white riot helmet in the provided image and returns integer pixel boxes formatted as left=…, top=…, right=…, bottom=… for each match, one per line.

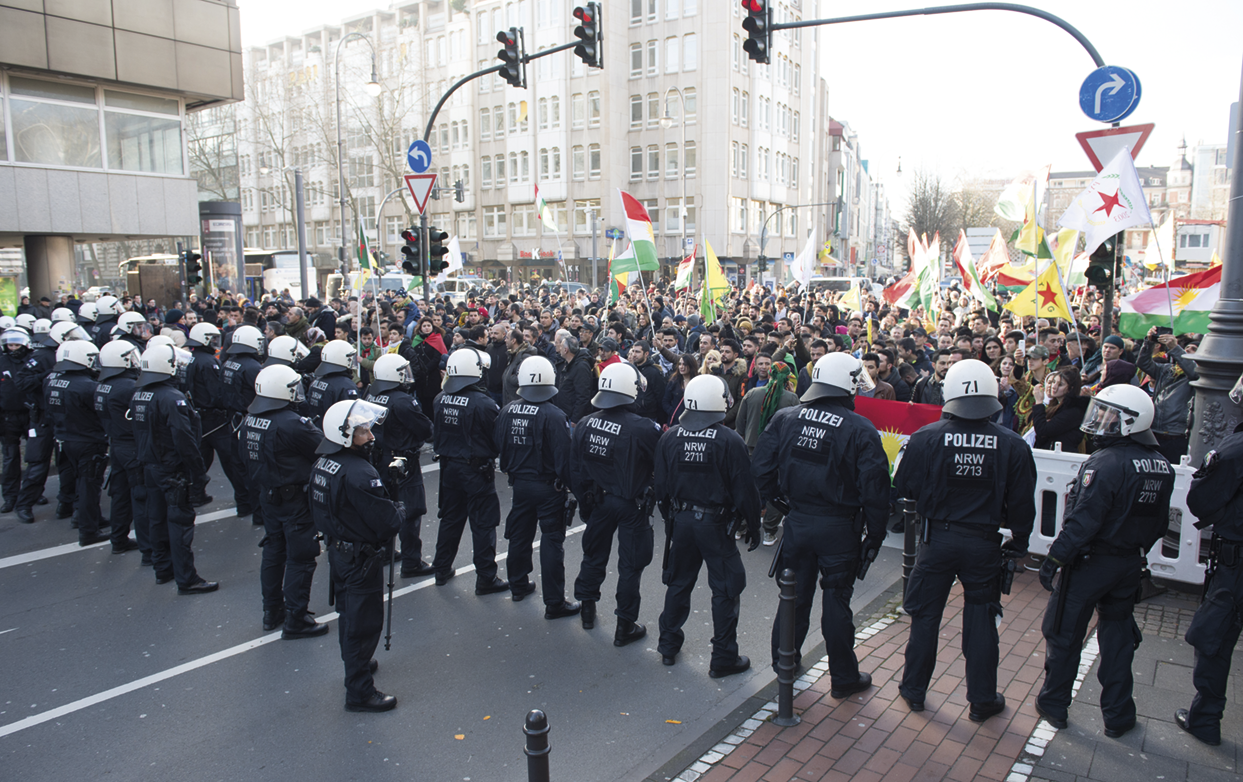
left=32, top=319, right=52, bottom=346
left=516, top=355, right=558, bottom=402
left=95, top=295, right=121, bottom=317
left=1, top=328, right=32, bottom=354
left=942, top=359, right=1003, bottom=419
left=227, top=324, right=265, bottom=356
left=317, top=399, right=388, bottom=454
left=186, top=322, right=221, bottom=349
left=592, top=361, right=646, bottom=409
left=0, top=316, right=16, bottom=331
left=14, top=314, right=35, bottom=332
left=48, top=321, right=89, bottom=346
left=316, top=339, right=358, bottom=376
left=801, top=353, right=873, bottom=402
left=54, top=340, right=99, bottom=372
left=250, top=364, right=305, bottom=414
left=97, top=340, right=141, bottom=380
left=147, top=334, right=175, bottom=350
left=77, top=302, right=97, bottom=323
left=443, top=348, right=485, bottom=393
left=116, top=311, right=149, bottom=339
left=137, top=343, right=191, bottom=387
left=679, top=374, right=731, bottom=431
left=51, top=307, right=75, bottom=323
left=264, top=334, right=309, bottom=367
left=1081, top=384, right=1157, bottom=445
left=371, top=354, right=414, bottom=392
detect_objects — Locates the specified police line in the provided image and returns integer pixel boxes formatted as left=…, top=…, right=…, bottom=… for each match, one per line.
left=1024, top=444, right=1205, bottom=587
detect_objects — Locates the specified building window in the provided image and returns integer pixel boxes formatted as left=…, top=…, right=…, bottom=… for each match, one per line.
left=630, top=43, right=643, bottom=77
left=647, top=145, right=659, bottom=180
left=551, top=147, right=562, bottom=177
left=545, top=202, right=567, bottom=231
left=740, top=144, right=748, bottom=179
left=494, top=105, right=504, bottom=134
left=733, top=197, right=746, bottom=233
left=512, top=204, right=536, bottom=236
left=571, top=93, right=585, bottom=129
left=385, top=216, right=404, bottom=244
left=630, top=95, right=642, bottom=128
left=588, top=91, right=601, bottom=127
left=741, top=92, right=749, bottom=127
left=733, top=34, right=740, bottom=71
left=495, top=154, right=506, bottom=185
left=538, top=98, right=548, bottom=129
left=572, top=145, right=585, bottom=180
left=647, top=93, right=660, bottom=126
left=685, top=141, right=696, bottom=177
left=630, top=147, right=643, bottom=181
left=682, top=34, right=697, bottom=70
left=481, top=158, right=492, bottom=188
left=574, top=199, right=600, bottom=234
left=647, top=40, right=658, bottom=75
left=667, top=197, right=682, bottom=233
left=643, top=199, right=660, bottom=233
left=630, top=0, right=642, bottom=25
left=732, top=89, right=739, bottom=124
left=456, top=211, right=477, bottom=240
left=480, top=109, right=491, bottom=140
left=588, top=144, right=601, bottom=179
left=550, top=95, right=561, bottom=128
left=685, top=88, right=697, bottom=122
left=731, top=142, right=739, bottom=177
left=666, top=0, right=679, bottom=20
left=483, top=205, right=507, bottom=237
left=665, top=37, right=679, bottom=73
left=665, top=143, right=679, bottom=179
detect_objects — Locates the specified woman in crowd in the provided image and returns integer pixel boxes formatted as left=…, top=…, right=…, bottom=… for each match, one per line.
left=662, top=353, right=700, bottom=428
left=1030, top=367, right=1089, bottom=452
left=404, top=317, right=449, bottom=415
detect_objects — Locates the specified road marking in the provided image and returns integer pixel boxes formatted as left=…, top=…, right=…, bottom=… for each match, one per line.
left=0, top=462, right=442, bottom=571
left=0, top=521, right=582, bottom=739
left=0, top=628, right=15, bottom=636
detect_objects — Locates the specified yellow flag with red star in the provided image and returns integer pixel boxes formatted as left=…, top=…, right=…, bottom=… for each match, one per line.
left=1003, top=261, right=1074, bottom=321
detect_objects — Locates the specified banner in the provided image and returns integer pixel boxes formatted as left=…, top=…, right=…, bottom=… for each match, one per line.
left=854, top=396, right=943, bottom=475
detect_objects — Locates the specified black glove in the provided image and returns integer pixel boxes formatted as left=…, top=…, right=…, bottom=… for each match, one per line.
left=744, top=523, right=761, bottom=552
left=393, top=500, right=407, bottom=520
left=1039, top=557, right=1061, bottom=592
left=1001, top=540, right=1028, bottom=559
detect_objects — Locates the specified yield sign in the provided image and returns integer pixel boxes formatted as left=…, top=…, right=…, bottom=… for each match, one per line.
left=404, top=173, right=437, bottom=215
left=1075, top=123, right=1155, bottom=172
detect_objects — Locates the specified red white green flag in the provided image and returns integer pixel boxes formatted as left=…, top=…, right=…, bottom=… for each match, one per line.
left=617, top=189, right=661, bottom=272
left=855, top=396, right=944, bottom=476
left=534, top=184, right=558, bottom=232
left=1119, top=265, right=1221, bottom=338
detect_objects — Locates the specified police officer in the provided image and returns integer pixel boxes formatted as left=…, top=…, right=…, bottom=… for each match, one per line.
left=243, top=365, right=329, bottom=637
left=91, top=295, right=121, bottom=347
left=265, top=334, right=310, bottom=368
left=1035, top=384, right=1174, bottom=737
left=309, top=399, right=402, bottom=712
left=222, top=324, right=266, bottom=523
left=431, top=348, right=508, bottom=594
left=0, top=329, right=32, bottom=513
left=131, top=343, right=218, bottom=594
left=570, top=362, right=663, bottom=644
left=307, top=340, right=360, bottom=423
left=365, top=354, right=435, bottom=579
left=47, top=340, right=110, bottom=546
left=94, top=341, right=146, bottom=558
left=113, top=311, right=152, bottom=351
left=655, top=374, right=761, bottom=676
left=752, top=353, right=889, bottom=697
left=894, top=359, right=1037, bottom=721
left=494, top=355, right=580, bottom=615
left=1177, top=372, right=1243, bottom=746
left=184, top=322, right=250, bottom=509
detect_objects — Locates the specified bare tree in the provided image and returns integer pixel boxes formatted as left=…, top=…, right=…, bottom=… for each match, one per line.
left=903, top=168, right=959, bottom=248
left=185, top=106, right=239, bottom=202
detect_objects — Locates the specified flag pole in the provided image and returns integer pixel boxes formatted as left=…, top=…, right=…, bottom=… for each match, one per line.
left=1048, top=243, right=1085, bottom=366
left=1148, top=223, right=1178, bottom=334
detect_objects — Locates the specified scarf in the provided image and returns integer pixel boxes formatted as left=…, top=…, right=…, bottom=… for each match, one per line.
left=758, top=361, right=795, bottom=434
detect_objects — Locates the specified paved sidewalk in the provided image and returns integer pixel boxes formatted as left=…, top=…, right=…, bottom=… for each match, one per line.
left=666, top=569, right=1239, bottom=782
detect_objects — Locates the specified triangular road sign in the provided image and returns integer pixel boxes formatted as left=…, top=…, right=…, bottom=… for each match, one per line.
left=1075, top=123, right=1155, bottom=172
left=404, top=173, right=437, bottom=215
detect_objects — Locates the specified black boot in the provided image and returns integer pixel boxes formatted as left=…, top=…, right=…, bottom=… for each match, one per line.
left=15, top=506, right=34, bottom=524
left=580, top=600, right=596, bottom=629
left=1, top=499, right=15, bottom=514
left=282, top=612, right=330, bottom=639
left=263, top=608, right=286, bottom=632
left=613, top=619, right=647, bottom=647
left=56, top=502, right=74, bottom=519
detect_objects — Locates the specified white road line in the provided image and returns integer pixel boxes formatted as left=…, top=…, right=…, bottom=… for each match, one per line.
left=0, top=520, right=583, bottom=740
left=0, top=628, right=15, bottom=635
left=0, top=462, right=442, bottom=571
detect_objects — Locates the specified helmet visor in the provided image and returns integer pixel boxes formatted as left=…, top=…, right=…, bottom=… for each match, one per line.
left=62, top=325, right=90, bottom=342
left=341, top=400, right=388, bottom=440
left=1, top=329, right=30, bottom=348
left=1231, top=370, right=1243, bottom=406
left=1080, top=397, right=1131, bottom=438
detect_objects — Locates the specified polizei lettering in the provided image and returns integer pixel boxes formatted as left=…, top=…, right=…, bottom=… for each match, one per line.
left=943, top=433, right=998, bottom=449
left=797, top=408, right=843, bottom=427
left=585, top=417, right=622, bottom=435
left=1132, top=458, right=1171, bottom=474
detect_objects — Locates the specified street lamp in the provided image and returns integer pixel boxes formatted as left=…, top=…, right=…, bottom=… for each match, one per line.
left=661, top=87, right=690, bottom=289
left=334, top=31, right=381, bottom=278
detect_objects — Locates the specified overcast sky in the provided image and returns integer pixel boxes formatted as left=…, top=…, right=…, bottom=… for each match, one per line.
left=238, top=0, right=1243, bottom=212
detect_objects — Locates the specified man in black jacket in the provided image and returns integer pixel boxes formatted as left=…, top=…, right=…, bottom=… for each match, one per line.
left=629, top=341, right=667, bottom=424
left=555, top=335, right=595, bottom=424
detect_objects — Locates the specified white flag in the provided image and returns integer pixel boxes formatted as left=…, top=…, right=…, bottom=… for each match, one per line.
left=791, top=231, right=817, bottom=288
left=1057, top=147, right=1153, bottom=255
left=436, top=235, right=463, bottom=283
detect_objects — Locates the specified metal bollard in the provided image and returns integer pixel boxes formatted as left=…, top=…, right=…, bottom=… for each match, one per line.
left=524, top=709, right=551, bottom=782
left=773, top=567, right=802, bottom=727
left=901, top=498, right=919, bottom=600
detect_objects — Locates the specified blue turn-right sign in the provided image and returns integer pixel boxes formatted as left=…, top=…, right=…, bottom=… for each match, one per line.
left=1079, top=66, right=1141, bottom=124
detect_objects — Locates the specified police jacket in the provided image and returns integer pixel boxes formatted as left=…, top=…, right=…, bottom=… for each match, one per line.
left=46, top=369, right=106, bottom=446
left=308, top=447, right=401, bottom=545
left=752, top=397, right=890, bottom=538
left=18, top=345, right=57, bottom=424
left=0, top=349, right=28, bottom=413
left=655, top=421, right=761, bottom=522
left=307, top=371, right=359, bottom=423
left=495, top=398, right=571, bottom=484
left=555, top=349, right=595, bottom=423
left=130, top=378, right=206, bottom=476
left=1046, top=437, right=1175, bottom=564
left=433, top=384, right=499, bottom=462
left=222, top=353, right=263, bottom=414
left=365, top=385, right=433, bottom=457
left=241, top=406, right=323, bottom=487
left=1136, top=340, right=1198, bottom=437
left=893, top=415, right=1036, bottom=545
left=184, top=348, right=233, bottom=417
left=569, top=406, right=662, bottom=502
left=91, top=316, right=117, bottom=348
left=1187, top=422, right=1243, bottom=539
left=95, top=369, right=138, bottom=467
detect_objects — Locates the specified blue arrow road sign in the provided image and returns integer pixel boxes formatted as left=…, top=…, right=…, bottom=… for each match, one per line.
left=407, top=139, right=432, bottom=173
left=1079, top=66, right=1141, bottom=124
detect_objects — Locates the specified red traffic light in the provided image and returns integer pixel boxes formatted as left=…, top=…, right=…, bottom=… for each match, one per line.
left=496, top=30, right=516, bottom=46
left=401, top=229, right=417, bottom=242
left=742, top=0, right=765, bottom=11
left=573, top=6, right=593, bottom=23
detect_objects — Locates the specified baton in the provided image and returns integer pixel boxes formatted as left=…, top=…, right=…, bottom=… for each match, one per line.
left=383, top=535, right=396, bottom=651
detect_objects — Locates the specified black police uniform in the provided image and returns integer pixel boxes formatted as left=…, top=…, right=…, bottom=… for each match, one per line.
left=1174, top=424, right=1243, bottom=744
left=46, top=364, right=109, bottom=543
left=752, top=397, right=889, bottom=689
left=894, top=416, right=1036, bottom=712
left=185, top=344, right=251, bottom=508
left=91, top=315, right=117, bottom=348
left=655, top=420, right=761, bottom=670
left=494, top=396, right=573, bottom=605
left=15, top=343, right=75, bottom=518
left=241, top=404, right=325, bottom=633
left=95, top=366, right=148, bottom=557
left=364, top=383, right=434, bottom=577
left=431, top=382, right=506, bottom=590
left=570, top=406, right=663, bottom=629
left=222, top=350, right=264, bottom=520
left=131, top=374, right=214, bottom=590
left=0, top=343, right=30, bottom=509
left=308, top=444, right=402, bottom=710
left=308, top=368, right=360, bottom=424
left=1036, top=437, right=1174, bottom=732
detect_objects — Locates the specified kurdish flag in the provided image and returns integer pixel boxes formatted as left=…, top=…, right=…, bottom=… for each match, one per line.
left=618, top=189, right=661, bottom=272
left=534, top=184, right=558, bottom=232
left=357, top=223, right=374, bottom=270
left=882, top=267, right=917, bottom=307
left=855, top=396, right=944, bottom=477
left=994, top=261, right=1035, bottom=293
left=1119, top=266, right=1221, bottom=338
left=952, top=229, right=997, bottom=311
left=674, top=247, right=695, bottom=291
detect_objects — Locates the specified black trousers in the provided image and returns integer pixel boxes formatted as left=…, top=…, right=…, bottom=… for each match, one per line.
left=328, top=545, right=385, bottom=705
left=574, top=494, right=654, bottom=622
left=259, top=491, right=320, bottom=618
left=900, top=525, right=1003, bottom=706
left=0, top=410, right=27, bottom=502
left=658, top=510, right=747, bottom=668
left=145, top=466, right=201, bottom=588
left=769, top=513, right=861, bottom=689
left=196, top=412, right=250, bottom=507
left=1038, top=553, right=1143, bottom=730
left=16, top=435, right=75, bottom=511
left=392, top=468, right=429, bottom=568
left=1183, top=557, right=1243, bottom=743
left=108, top=459, right=149, bottom=554
left=63, top=440, right=107, bottom=537
left=505, top=478, right=568, bottom=604
left=432, top=459, right=500, bottom=582
left=232, top=415, right=262, bottom=520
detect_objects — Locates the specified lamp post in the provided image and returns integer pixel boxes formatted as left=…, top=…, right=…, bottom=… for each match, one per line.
left=261, top=165, right=309, bottom=299
left=660, top=87, right=690, bottom=288
left=334, top=31, right=382, bottom=279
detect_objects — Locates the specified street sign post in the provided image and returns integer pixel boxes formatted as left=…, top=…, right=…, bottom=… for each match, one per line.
left=1075, top=123, right=1155, bottom=172
left=604, top=228, right=623, bottom=240
left=407, top=139, right=432, bottom=173
left=1078, top=66, right=1141, bottom=124
left=404, top=173, right=437, bottom=215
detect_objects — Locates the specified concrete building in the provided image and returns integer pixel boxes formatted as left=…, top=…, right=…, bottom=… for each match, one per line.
left=815, top=115, right=889, bottom=279
left=0, top=0, right=244, bottom=299
left=1189, top=142, right=1231, bottom=221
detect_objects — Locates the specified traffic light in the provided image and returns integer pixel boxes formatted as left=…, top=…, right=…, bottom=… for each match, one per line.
left=454, top=179, right=465, bottom=203
left=496, top=28, right=525, bottom=88
left=741, top=0, right=771, bottom=65
left=1085, top=233, right=1119, bottom=288
left=400, top=227, right=421, bottom=276
left=758, top=256, right=768, bottom=273
left=428, top=226, right=450, bottom=273
left=184, top=250, right=203, bottom=287
left=573, top=3, right=603, bottom=69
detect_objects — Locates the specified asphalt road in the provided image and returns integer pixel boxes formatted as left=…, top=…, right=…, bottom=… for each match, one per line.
left=0, top=456, right=904, bottom=782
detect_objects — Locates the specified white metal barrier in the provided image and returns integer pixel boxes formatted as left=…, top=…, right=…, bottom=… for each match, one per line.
left=1024, top=444, right=1206, bottom=588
